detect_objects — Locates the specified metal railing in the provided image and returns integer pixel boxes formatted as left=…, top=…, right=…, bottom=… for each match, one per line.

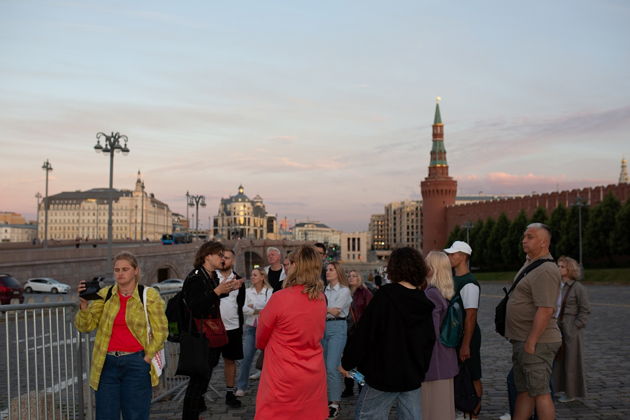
left=0, top=291, right=188, bottom=420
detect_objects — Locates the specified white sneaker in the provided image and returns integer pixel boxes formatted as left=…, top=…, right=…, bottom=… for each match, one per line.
left=499, top=413, right=511, bottom=420
left=234, top=389, right=245, bottom=397
left=558, top=395, right=575, bottom=403
left=456, top=411, right=466, bottom=420
left=249, top=370, right=261, bottom=380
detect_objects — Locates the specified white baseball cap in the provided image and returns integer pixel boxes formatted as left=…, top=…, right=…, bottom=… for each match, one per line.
left=444, top=241, right=472, bottom=255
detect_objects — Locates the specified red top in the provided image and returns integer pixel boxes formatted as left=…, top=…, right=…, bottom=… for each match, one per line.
left=255, top=285, right=327, bottom=420
left=107, top=295, right=143, bottom=352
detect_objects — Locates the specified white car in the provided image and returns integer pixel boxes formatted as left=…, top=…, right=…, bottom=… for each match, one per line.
left=24, top=278, right=71, bottom=294
left=151, top=279, right=183, bottom=293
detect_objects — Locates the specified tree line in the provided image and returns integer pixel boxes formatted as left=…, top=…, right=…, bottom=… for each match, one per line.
left=446, top=192, right=630, bottom=271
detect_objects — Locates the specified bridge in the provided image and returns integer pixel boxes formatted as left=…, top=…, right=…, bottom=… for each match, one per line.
left=0, top=239, right=315, bottom=286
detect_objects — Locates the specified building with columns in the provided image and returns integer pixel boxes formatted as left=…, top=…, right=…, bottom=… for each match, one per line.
left=340, top=231, right=370, bottom=262
left=421, top=99, right=457, bottom=254
left=212, top=185, right=278, bottom=240
left=37, top=172, right=172, bottom=241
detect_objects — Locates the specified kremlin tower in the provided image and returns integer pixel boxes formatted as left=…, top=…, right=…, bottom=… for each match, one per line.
left=421, top=98, right=458, bottom=254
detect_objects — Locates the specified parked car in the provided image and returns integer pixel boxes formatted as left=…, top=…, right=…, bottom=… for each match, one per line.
left=0, top=274, right=25, bottom=304
left=151, top=278, right=184, bottom=293
left=24, top=277, right=72, bottom=294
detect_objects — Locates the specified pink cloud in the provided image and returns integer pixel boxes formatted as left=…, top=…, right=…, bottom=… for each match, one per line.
left=457, top=172, right=611, bottom=195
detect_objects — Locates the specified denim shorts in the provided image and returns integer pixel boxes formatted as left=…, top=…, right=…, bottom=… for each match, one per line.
left=511, top=341, right=561, bottom=396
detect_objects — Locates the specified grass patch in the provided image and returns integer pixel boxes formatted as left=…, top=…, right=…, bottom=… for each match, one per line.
left=474, top=267, right=630, bottom=284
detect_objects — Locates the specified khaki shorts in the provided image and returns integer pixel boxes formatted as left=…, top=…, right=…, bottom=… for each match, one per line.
left=511, top=341, right=561, bottom=397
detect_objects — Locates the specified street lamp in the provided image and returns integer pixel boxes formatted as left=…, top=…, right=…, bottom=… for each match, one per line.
left=188, top=194, right=206, bottom=231
left=94, top=131, right=130, bottom=275
left=574, top=196, right=586, bottom=266
left=34, top=192, right=42, bottom=242
left=462, top=221, right=473, bottom=244
left=185, top=191, right=190, bottom=231
left=41, top=160, right=53, bottom=248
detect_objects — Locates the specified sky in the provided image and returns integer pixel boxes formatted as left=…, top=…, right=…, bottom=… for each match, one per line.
left=1, top=0, right=629, bottom=232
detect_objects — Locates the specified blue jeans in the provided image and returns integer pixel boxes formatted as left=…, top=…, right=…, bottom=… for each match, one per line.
left=322, top=320, right=347, bottom=402
left=355, top=383, right=422, bottom=420
left=236, top=325, right=257, bottom=391
left=95, top=351, right=152, bottom=420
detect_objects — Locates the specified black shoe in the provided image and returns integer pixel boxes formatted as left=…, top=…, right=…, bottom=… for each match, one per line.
left=328, top=404, right=340, bottom=419
left=198, top=397, right=207, bottom=413
left=341, top=389, right=354, bottom=398
left=226, top=392, right=242, bottom=408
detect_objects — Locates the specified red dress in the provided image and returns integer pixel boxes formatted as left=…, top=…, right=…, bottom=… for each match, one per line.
left=255, top=285, right=328, bottom=420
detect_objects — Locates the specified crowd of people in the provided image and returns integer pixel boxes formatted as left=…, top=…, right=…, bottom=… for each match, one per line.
left=74, top=223, right=591, bottom=420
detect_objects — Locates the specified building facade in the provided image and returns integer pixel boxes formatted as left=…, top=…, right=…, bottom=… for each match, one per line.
left=37, top=172, right=172, bottom=241
left=385, top=200, right=422, bottom=250
left=340, top=231, right=370, bottom=262
left=292, top=221, right=340, bottom=246
left=213, top=185, right=277, bottom=240
left=368, top=214, right=387, bottom=250
left=1, top=224, right=37, bottom=243
left=0, top=212, right=27, bottom=225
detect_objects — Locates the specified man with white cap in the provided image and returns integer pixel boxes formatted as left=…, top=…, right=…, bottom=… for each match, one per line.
left=445, top=240, right=482, bottom=418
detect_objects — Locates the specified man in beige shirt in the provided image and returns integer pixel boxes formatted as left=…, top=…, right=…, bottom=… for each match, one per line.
left=506, top=223, right=561, bottom=420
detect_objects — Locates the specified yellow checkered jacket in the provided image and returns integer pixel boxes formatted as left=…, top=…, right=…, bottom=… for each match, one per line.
left=74, top=284, right=168, bottom=390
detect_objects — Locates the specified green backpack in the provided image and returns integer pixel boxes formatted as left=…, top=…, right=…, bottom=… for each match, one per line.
left=440, top=294, right=464, bottom=348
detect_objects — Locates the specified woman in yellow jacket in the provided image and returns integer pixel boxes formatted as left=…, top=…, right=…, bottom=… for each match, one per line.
left=75, top=252, right=168, bottom=420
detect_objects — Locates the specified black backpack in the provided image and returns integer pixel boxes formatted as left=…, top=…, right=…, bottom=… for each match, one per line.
left=165, top=290, right=191, bottom=343
left=104, top=284, right=145, bottom=305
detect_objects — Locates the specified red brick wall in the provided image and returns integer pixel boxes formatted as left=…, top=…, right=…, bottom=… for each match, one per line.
left=445, top=183, right=630, bottom=232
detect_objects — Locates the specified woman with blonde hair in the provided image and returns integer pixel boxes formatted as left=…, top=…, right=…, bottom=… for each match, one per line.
left=323, top=261, right=353, bottom=418
left=552, top=255, right=591, bottom=403
left=422, top=251, right=459, bottom=420
left=255, top=246, right=327, bottom=419
left=75, top=251, right=168, bottom=420
left=236, top=267, right=272, bottom=396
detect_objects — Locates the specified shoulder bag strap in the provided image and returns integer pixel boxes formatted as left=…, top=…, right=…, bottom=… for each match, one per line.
left=506, top=258, right=555, bottom=297
left=557, top=282, right=575, bottom=321
left=142, top=287, right=152, bottom=342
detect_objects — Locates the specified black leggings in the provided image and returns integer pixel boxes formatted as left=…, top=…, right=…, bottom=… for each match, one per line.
left=182, top=348, right=221, bottom=420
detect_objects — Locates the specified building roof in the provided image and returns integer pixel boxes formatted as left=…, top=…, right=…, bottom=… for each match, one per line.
left=294, top=222, right=331, bottom=229
left=47, top=188, right=131, bottom=202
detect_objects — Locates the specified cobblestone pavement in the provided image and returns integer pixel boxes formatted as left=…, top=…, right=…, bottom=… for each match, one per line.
left=151, top=282, right=630, bottom=419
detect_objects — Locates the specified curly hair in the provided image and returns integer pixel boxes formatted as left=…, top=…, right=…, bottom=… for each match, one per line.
left=386, top=247, right=427, bottom=288
left=193, top=241, right=225, bottom=268
left=558, top=255, right=581, bottom=281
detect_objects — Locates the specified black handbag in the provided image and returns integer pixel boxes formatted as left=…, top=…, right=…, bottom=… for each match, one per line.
left=454, top=363, right=481, bottom=416
left=175, top=330, right=209, bottom=377
left=495, top=258, right=554, bottom=336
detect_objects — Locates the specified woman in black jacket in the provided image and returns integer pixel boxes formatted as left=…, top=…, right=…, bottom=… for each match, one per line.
left=340, top=247, right=435, bottom=420
left=181, top=241, right=239, bottom=420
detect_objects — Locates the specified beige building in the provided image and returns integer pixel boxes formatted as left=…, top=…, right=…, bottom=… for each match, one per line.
left=213, top=185, right=277, bottom=240
left=292, top=221, right=340, bottom=246
left=1, top=223, right=37, bottom=243
left=38, top=172, right=172, bottom=241
left=0, top=212, right=27, bottom=225
left=340, top=231, right=370, bottom=262
left=369, top=200, right=422, bottom=251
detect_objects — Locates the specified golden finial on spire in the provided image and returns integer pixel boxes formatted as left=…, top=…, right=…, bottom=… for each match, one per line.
left=436, top=96, right=442, bottom=104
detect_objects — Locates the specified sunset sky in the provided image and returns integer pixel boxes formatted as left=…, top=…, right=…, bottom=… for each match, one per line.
left=1, top=0, right=629, bottom=231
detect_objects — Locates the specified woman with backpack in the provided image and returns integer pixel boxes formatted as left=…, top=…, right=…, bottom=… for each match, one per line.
left=235, top=267, right=272, bottom=396
left=75, top=251, right=168, bottom=420
left=423, top=251, right=459, bottom=420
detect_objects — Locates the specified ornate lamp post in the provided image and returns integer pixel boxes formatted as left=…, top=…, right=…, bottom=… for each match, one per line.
left=41, top=160, right=53, bottom=248
left=574, top=196, right=586, bottom=266
left=185, top=191, right=191, bottom=231
left=188, top=194, right=206, bottom=231
left=94, top=132, right=129, bottom=275
left=34, top=192, right=42, bottom=242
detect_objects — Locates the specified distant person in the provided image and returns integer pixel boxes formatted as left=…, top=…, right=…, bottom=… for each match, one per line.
left=75, top=251, right=167, bottom=420
left=323, top=262, right=352, bottom=418
left=552, top=256, right=591, bottom=403
left=314, top=242, right=328, bottom=285
left=444, top=240, right=482, bottom=418
left=340, top=247, right=435, bottom=420
left=235, top=267, right=272, bottom=397
left=264, top=247, right=286, bottom=293
left=506, top=224, right=561, bottom=420
left=342, top=270, right=373, bottom=398
left=422, top=251, right=459, bottom=419
left=255, top=246, right=327, bottom=419
left=215, top=249, right=246, bottom=408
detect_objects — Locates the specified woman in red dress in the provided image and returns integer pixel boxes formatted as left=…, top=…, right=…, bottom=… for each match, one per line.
left=255, top=245, right=328, bottom=420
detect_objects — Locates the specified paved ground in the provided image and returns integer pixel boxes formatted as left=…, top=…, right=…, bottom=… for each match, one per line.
left=150, top=282, right=630, bottom=419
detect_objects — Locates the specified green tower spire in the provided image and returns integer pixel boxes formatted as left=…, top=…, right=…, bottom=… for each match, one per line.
left=434, top=97, right=442, bottom=125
